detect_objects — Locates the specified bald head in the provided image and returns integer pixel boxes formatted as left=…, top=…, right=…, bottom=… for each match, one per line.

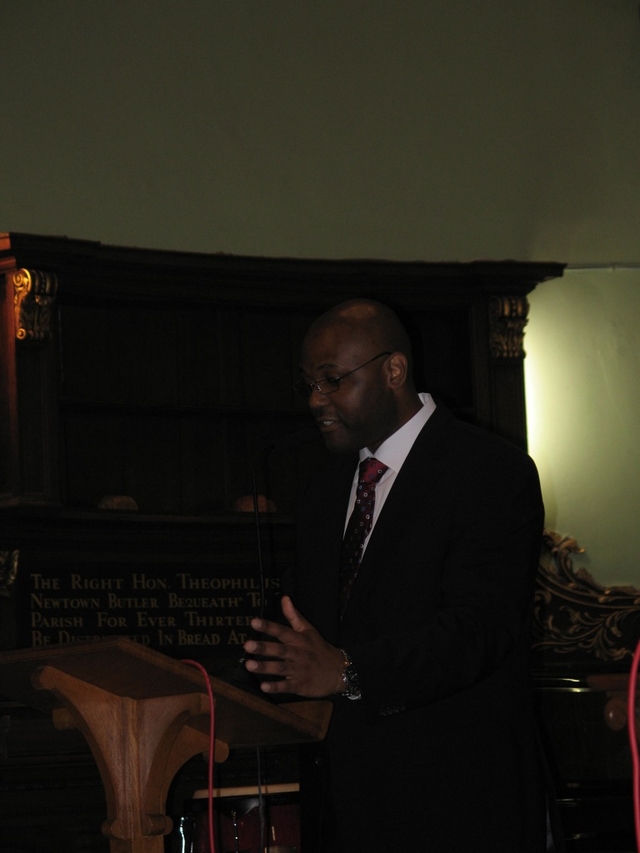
left=307, top=299, right=414, bottom=374
left=300, top=299, right=421, bottom=453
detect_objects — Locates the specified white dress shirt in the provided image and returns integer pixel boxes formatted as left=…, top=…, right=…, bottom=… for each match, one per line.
left=344, top=392, right=436, bottom=548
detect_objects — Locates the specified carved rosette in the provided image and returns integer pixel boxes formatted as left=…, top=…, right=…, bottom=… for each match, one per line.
left=489, top=294, right=529, bottom=359
left=13, top=268, right=58, bottom=341
left=533, top=530, right=640, bottom=662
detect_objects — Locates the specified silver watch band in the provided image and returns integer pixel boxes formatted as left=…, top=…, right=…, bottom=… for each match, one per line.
left=339, top=648, right=361, bottom=700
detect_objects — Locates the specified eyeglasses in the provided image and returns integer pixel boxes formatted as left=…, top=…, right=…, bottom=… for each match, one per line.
left=294, top=351, right=391, bottom=399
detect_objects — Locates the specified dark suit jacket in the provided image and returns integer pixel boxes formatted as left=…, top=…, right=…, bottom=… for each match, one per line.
left=288, top=404, right=547, bottom=852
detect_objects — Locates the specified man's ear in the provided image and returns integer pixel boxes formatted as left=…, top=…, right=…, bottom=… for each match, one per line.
left=386, top=352, right=409, bottom=389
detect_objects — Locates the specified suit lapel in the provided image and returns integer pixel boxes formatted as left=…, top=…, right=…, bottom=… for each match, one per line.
left=340, top=405, right=455, bottom=629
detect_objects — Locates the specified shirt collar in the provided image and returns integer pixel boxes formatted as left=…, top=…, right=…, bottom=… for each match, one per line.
left=359, top=392, right=436, bottom=473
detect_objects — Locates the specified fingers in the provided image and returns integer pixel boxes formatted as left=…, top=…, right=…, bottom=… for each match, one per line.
left=244, top=656, right=287, bottom=677
left=242, top=597, right=343, bottom=697
left=253, top=674, right=293, bottom=695
left=243, top=638, right=286, bottom=659
left=248, top=597, right=312, bottom=637
left=280, top=595, right=311, bottom=631
left=246, top=597, right=314, bottom=647
left=243, top=606, right=298, bottom=690
left=243, top=646, right=299, bottom=694
left=248, top=615, right=289, bottom=642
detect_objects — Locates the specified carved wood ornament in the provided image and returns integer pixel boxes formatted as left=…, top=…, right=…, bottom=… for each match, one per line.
left=533, top=529, right=640, bottom=663
left=489, top=294, right=529, bottom=359
left=0, top=549, right=19, bottom=596
left=13, top=267, right=58, bottom=341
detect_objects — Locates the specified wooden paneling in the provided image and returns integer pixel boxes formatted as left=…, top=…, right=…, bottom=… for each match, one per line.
left=0, top=233, right=567, bottom=851
left=1, top=233, right=563, bottom=515
left=0, top=235, right=565, bottom=653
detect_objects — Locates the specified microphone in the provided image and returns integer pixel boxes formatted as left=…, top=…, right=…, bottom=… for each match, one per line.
left=227, top=426, right=320, bottom=692
left=251, top=426, right=320, bottom=618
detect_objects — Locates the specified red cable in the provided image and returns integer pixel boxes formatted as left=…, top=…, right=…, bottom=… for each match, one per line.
left=182, top=659, right=217, bottom=853
left=629, top=638, right=640, bottom=853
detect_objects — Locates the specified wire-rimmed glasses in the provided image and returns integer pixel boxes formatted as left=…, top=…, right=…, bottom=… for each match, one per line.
left=293, top=351, right=391, bottom=399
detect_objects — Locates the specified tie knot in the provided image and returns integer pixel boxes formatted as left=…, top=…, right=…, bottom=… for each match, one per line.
left=358, top=457, right=388, bottom=485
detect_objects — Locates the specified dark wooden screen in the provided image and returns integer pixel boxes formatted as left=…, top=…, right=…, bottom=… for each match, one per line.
left=5, top=234, right=635, bottom=853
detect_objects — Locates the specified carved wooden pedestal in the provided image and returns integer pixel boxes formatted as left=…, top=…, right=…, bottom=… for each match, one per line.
left=0, top=638, right=331, bottom=853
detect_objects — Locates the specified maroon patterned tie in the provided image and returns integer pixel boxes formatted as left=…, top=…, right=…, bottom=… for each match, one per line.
left=339, top=457, right=388, bottom=620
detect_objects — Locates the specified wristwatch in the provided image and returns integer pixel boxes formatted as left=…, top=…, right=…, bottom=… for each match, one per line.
left=339, top=649, right=361, bottom=700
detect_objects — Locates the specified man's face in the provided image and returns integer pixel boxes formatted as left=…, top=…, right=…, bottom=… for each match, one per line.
left=300, top=325, right=397, bottom=454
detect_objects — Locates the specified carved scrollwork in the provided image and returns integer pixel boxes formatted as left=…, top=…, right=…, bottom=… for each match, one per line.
left=0, top=550, right=19, bottom=597
left=13, top=268, right=58, bottom=341
left=533, top=529, right=640, bottom=662
left=489, top=294, right=529, bottom=359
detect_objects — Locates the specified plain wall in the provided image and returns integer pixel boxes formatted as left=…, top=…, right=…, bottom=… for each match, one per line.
left=1, top=0, right=639, bottom=585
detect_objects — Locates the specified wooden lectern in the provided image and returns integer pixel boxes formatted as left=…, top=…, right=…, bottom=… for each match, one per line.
left=0, top=637, right=332, bottom=853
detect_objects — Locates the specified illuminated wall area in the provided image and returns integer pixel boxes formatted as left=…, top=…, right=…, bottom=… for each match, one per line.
left=525, top=267, right=640, bottom=587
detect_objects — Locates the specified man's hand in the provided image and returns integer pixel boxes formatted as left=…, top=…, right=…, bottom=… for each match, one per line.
left=243, top=595, right=345, bottom=697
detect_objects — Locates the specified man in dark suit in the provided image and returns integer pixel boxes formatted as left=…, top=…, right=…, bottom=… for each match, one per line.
left=244, top=299, right=548, bottom=851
